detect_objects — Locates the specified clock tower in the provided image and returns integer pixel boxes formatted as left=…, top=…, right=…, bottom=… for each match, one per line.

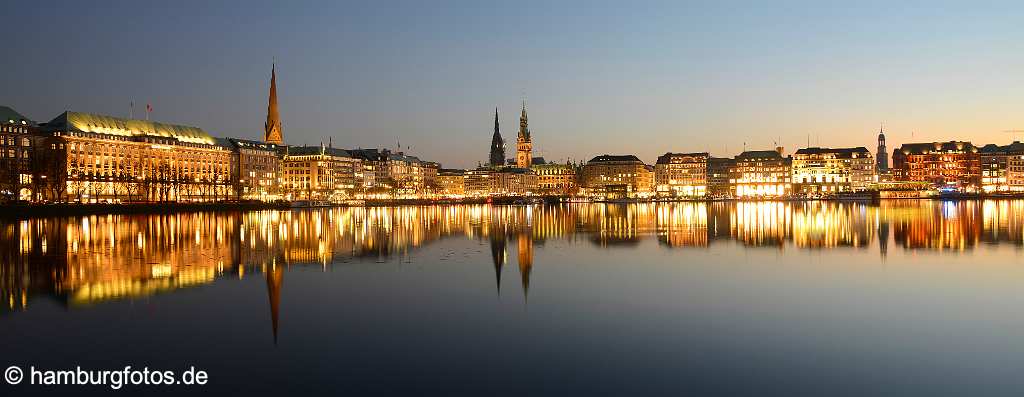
left=516, top=100, right=532, bottom=168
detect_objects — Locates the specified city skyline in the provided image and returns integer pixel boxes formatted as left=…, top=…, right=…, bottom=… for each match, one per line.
left=0, top=55, right=1015, bottom=205
left=2, top=1, right=1024, bottom=168
left=8, top=3, right=1024, bottom=396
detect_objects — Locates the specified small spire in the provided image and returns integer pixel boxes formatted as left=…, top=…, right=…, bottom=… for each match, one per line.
left=264, top=61, right=283, bottom=145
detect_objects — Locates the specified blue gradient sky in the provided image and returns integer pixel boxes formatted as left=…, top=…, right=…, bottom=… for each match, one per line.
left=2, top=0, right=1022, bottom=168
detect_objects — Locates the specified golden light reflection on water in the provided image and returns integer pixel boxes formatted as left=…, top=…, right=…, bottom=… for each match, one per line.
left=1, top=201, right=1023, bottom=314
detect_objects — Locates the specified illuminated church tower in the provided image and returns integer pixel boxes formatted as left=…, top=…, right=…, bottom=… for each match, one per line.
left=264, top=63, right=283, bottom=145
left=876, top=125, right=888, bottom=173
left=489, top=108, right=505, bottom=167
left=516, top=101, right=533, bottom=168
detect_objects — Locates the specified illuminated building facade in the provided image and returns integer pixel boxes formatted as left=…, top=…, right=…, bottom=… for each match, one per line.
left=791, top=147, right=874, bottom=194
left=387, top=152, right=425, bottom=195
left=422, top=161, right=439, bottom=191
left=580, top=155, right=653, bottom=198
left=41, top=111, right=232, bottom=203
left=730, top=149, right=792, bottom=198
left=463, top=167, right=494, bottom=197
left=436, top=169, right=465, bottom=196
left=0, top=106, right=35, bottom=201
left=979, top=142, right=1024, bottom=192
left=492, top=167, right=538, bottom=196
left=531, top=162, right=577, bottom=195
left=458, top=166, right=538, bottom=197
left=892, top=141, right=981, bottom=191
left=347, top=149, right=390, bottom=191
left=219, top=138, right=280, bottom=200
left=654, top=152, right=708, bottom=198
left=1010, top=153, right=1024, bottom=190
left=281, top=145, right=363, bottom=201
left=359, top=161, right=376, bottom=190
left=348, top=148, right=427, bottom=195
left=707, top=157, right=734, bottom=197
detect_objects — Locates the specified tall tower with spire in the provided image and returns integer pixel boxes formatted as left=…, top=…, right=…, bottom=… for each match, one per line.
left=516, top=100, right=533, bottom=168
left=488, top=108, right=505, bottom=167
left=876, top=124, right=888, bottom=173
left=264, top=63, right=283, bottom=145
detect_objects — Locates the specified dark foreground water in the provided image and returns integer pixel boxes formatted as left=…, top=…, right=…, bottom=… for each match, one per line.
left=2, top=201, right=1024, bottom=396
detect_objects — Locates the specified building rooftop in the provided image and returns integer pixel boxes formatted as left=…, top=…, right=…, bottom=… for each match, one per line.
left=898, top=141, right=978, bottom=154
left=348, top=148, right=424, bottom=164
left=979, top=141, right=1024, bottom=154
left=506, top=156, right=546, bottom=165
left=286, top=145, right=353, bottom=158
left=498, top=167, right=534, bottom=174
left=587, top=154, right=644, bottom=164
left=794, top=147, right=871, bottom=156
left=389, top=152, right=421, bottom=163
left=0, top=106, right=32, bottom=125
left=735, top=150, right=784, bottom=160
left=45, top=111, right=216, bottom=145
left=655, top=152, right=709, bottom=164
left=215, top=137, right=280, bottom=151
left=348, top=148, right=388, bottom=161
left=438, top=168, right=465, bottom=175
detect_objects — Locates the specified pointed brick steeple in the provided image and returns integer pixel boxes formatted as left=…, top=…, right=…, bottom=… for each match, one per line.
left=264, top=63, right=283, bottom=145
left=489, top=107, right=506, bottom=166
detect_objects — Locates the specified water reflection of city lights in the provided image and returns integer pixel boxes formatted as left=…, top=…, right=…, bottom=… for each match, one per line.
left=0, top=201, right=1021, bottom=313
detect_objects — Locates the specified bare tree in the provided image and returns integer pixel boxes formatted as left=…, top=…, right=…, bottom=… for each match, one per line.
left=0, top=153, right=19, bottom=202
left=29, top=137, right=68, bottom=203
left=154, top=161, right=172, bottom=202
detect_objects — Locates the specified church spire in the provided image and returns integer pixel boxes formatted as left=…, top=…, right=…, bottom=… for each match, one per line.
left=876, top=122, right=889, bottom=173
left=489, top=107, right=505, bottom=166
left=264, top=63, right=283, bottom=145
left=519, top=100, right=529, bottom=140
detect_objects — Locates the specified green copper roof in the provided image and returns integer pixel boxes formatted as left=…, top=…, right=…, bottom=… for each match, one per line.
left=0, top=106, right=32, bottom=124
left=49, top=111, right=216, bottom=145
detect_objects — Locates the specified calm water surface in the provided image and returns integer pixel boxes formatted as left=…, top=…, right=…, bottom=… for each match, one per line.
left=3, top=201, right=1024, bottom=395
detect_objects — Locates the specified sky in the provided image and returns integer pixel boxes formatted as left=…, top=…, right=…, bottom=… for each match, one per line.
left=2, top=0, right=1023, bottom=168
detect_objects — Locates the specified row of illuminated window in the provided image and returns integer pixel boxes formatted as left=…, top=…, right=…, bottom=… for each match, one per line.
left=0, top=136, right=30, bottom=147
left=0, top=125, right=29, bottom=133
left=0, top=149, right=28, bottom=158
